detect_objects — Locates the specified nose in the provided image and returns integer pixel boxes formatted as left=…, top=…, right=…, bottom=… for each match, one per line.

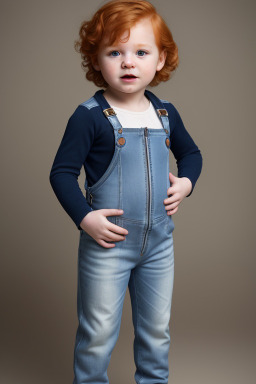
left=121, top=54, right=135, bottom=69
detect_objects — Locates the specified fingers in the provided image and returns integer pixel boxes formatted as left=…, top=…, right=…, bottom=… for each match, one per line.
left=164, top=196, right=175, bottom=205
left=164, top=193, right=180, bottom=205
left=167, top=206, right=179, bottom=215
left=102, top=208, right=129, bottom=239
left=164, top=193, right=180, bottom=215
left=165, top=200, right=179, bottom=211
left=107, top=222, right=128, bottom=235
left=104, top=230, right=127, bottom=242
left=97, top=230, right=127, bottom=248
left=85, top=209, right=128, bottom=248
left=100, top=221, right=129, bottom=246
left=98, top=239, right=116, bottom=248
left=101, top=208, right=124, bottom=216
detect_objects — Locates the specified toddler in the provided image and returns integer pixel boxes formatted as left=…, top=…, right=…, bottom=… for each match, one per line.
left=49, top=1, right=203, bottom=383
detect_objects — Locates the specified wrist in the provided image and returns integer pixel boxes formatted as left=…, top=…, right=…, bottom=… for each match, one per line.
left=181, top=177, right=192, bottom=196
left=80, top=211, right=93, bottom=229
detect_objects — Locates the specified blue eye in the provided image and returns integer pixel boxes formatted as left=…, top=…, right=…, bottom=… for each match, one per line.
left=110, top=51, right=120, bottom=57
left=137, top=50, right=147, bottom=56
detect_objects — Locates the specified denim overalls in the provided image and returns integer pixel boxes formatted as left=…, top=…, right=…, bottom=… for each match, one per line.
left=73, top=90, right=175, bottom=384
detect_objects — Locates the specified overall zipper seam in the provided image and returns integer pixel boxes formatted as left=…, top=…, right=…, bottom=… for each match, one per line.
left=140, top=127, right=151, bottom=256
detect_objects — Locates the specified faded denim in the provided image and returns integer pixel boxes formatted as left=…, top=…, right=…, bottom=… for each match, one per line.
left=73, top=93, right=175, bottom=384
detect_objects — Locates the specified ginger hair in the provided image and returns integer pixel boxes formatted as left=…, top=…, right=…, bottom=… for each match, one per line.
left=74, top=0, right=179, bottom=87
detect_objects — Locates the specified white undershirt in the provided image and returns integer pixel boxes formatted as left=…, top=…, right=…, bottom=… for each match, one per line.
left=111, top=101, right=162, bottom=129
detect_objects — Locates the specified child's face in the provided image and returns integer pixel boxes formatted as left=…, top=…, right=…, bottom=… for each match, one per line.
left=93, top=18, right=166, bottom=97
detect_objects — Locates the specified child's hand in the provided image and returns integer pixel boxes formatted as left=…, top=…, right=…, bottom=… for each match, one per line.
left=79, top=209, right=128, bottom=248
left=164, top=172, right=192, bottom=215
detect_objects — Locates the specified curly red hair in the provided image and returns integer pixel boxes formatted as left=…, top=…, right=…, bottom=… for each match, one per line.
left=74, top=0, right=179, bottom=88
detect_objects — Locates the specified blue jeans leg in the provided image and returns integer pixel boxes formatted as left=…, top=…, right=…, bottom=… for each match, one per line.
left=73, top=215, right=174, bottom=384
left=73, top=230, right=131, bottom=384
left=128, top=228, right=174, bottom=384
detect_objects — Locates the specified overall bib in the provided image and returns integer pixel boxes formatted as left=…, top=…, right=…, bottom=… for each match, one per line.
left=73, top=91, right=175, bottom=384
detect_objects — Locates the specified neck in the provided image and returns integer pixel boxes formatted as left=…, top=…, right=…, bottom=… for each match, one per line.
left=103, top=88, right=150, bottom=112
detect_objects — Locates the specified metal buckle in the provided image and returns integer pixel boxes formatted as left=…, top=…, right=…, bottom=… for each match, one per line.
left=103, top=108, right=116, bottom=117
left=157, top=109, right=168, bottom=117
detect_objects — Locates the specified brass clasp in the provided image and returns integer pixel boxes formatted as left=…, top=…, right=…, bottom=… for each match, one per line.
left=103, top=108, right=116, bottom=117
left=157, top=109, right=168, bottom=117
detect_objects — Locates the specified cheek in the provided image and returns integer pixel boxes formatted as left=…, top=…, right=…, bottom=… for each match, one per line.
left=143, top=66, right=158, bottom=79
left=101, top=62, right=116, bottom=79
left=144, top=59, right=159, bottom=73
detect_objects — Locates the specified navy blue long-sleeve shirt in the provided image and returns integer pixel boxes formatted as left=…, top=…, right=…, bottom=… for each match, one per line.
left=49, top=89, right=202, bottom=229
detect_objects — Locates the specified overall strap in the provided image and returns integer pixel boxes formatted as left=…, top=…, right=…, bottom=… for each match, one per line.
left=92, top=89, right=170, bottom=140
left=144, top=90, right=170, bottom=134
left=93, top=90, right=126, bottom=147
left=102, top=108, right=126, bottom=147
left=102, top=107, right=122, bottom=131
left=81, top=94, right=121, bottom=130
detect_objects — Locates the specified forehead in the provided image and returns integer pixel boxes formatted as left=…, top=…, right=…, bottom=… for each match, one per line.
left=101, top=18, right=156, bottom=47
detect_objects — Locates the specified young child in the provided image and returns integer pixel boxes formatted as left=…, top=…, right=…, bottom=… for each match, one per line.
left=49, top=1, right=202, bottom=383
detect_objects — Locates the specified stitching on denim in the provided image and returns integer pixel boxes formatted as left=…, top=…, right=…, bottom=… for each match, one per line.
left=141, top=129, right=148, bottom=252
left=118, top=150, right=122, bottom=211
left=133, top=270, right=144, bottom=384
left=120, top=213, right=167, bottom=225
left=73, top=244, right=85, bottom=374
left=88, top=147, right=120, bottom=194
left=148, top=134, right=154, bottom=232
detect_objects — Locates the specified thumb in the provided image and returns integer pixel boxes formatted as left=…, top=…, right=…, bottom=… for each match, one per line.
left=101, top=209, right=124, bottom=217
left=169, top=172, right=177, bottom=183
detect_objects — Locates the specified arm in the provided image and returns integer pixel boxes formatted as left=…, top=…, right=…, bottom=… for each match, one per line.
left=49, top=105, right=129, bottom=244
left=163, top=103, right=203, bottom=214
left=49, top=105, right=94, bottom=229
left=169, top=103, right=203, bottom=195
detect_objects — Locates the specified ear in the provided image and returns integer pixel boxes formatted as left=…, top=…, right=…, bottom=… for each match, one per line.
left=156, top=50, right=167, bottom=72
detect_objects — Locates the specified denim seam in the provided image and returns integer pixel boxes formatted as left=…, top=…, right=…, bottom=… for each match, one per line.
left=141, top=131, right=148, bottom=251
left=148, top=134, right=154, bottom=232
left=88, top=147, right=120, bottom=194
left=142, top=132, right=148, bottom=220
left=120, top=214, right=167, bottom=225
left=74, top=247, right=85, bottom=374
left=133, top=271, right=144, bottom=384
left=118, top=150, right=123, bottom=211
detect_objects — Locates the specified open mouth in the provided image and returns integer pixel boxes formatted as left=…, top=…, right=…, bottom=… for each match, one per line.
left=121, top=74, right=137, bottom=79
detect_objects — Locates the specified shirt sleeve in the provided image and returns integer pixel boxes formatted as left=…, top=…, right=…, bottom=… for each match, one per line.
left=49, top=105, right=94, bottom=230
left=167, top=103, right=203, bottom=196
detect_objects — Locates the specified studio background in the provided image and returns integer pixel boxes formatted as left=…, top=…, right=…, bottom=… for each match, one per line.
left=1, top=0, right=255, bottom=383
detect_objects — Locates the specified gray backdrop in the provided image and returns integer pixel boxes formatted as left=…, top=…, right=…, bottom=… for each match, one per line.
left=1, top=0, right=255, bottom=383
